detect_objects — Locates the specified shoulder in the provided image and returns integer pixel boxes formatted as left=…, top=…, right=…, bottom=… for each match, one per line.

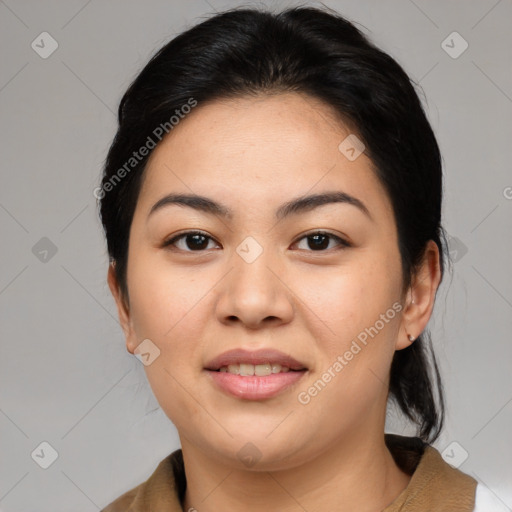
left=473, top=483, right=511, bottom=512
left=384, top=434, right=478, bottom=511
left=100, top=449, right=185, bottom=512
left=101, top=485, right=140, bottom=512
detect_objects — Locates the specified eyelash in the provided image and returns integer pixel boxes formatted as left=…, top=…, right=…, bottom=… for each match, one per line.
left=161, top=230, right=351, bottom=253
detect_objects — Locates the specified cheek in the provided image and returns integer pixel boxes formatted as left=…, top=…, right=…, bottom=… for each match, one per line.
left=127, top=247, right=216, bottom=342
left=126, top=258, right=217, bottom=427
left=294, top=252, right=401, bottom=339
left=295, top=252, right=403, bottom=402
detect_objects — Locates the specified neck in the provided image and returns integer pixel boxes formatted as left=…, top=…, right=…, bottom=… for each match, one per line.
left=181, top=430, right=411, bottom=512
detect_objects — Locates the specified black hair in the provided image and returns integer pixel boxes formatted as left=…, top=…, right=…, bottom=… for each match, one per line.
left=98, top=5, right=448, bottom=443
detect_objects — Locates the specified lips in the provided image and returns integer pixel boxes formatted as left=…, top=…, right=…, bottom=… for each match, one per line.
left=207, top=370, right=306, bottom=400
left=204, top=348, right=308, bottom=372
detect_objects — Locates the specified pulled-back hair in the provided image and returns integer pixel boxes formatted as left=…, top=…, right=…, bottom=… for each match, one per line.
left=98, top=5, right=448, bottom=442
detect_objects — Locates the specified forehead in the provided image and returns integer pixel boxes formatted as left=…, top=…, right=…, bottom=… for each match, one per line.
left=137, top=92, right=394, bottom=223
left=146, top=92, right=354, bottom=169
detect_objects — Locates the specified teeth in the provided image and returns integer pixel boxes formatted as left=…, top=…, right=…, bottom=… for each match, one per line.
left=228, top=364, right=240, bottom=375
left=218, top=363, right=293, bottom=376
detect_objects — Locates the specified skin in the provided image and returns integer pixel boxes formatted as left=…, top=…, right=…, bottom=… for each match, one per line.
left=108, top=92, right=441, bottom=511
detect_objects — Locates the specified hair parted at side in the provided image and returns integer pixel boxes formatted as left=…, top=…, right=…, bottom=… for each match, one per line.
left=98, top=5, right=448, bottom=443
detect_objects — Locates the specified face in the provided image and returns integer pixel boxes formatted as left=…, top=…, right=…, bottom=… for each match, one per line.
left=109, top=92, right=425, bottom=471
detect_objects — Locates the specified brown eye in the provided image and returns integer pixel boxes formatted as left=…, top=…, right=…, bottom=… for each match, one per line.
left=294, top=231, right=350, bottom=252
left=163, top=231, right=219, bottom=252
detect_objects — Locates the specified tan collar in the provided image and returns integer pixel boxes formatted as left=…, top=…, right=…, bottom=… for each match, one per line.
left=383, top=434, right=477, bottom=511
left=101, top=434, right=477, bottom=511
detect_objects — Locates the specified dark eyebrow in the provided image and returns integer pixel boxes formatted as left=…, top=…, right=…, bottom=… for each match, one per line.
left=148, top=191, right=372, bottom=221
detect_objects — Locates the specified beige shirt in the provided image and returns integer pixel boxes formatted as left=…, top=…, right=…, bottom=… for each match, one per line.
left=101, top=434, right=477, bottom=511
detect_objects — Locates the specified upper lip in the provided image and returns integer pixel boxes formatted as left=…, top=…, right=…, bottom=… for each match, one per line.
left=204, top=348, right=307, bottom=371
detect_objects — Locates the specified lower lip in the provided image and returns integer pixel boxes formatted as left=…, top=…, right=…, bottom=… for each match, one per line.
left=205, top=370, right=307, bottom=400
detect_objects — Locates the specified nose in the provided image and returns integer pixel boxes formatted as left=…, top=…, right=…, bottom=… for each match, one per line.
left=214, top=249, right=295, bottom=330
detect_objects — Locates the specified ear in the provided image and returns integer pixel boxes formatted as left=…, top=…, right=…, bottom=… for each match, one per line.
left=107, top=262, right=137, bottom=354
left=396, top=240, right=442, bottom=350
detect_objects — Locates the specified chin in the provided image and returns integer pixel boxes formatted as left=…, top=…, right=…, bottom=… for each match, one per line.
left=202, top=430, right=311, bottom=471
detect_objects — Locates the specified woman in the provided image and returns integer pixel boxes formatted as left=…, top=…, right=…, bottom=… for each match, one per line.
left=97, top=6, right=504, bottom=511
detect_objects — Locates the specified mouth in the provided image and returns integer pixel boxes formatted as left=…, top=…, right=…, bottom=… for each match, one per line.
left=204, top=349, right=309, bottom=400
left=205, top=368, right=307, bottom=400
left=204, top=348, right=308, bottom=400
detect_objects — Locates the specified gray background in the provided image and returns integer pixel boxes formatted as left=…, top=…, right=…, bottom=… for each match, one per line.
left=1, top=0, right=511, bottom=510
